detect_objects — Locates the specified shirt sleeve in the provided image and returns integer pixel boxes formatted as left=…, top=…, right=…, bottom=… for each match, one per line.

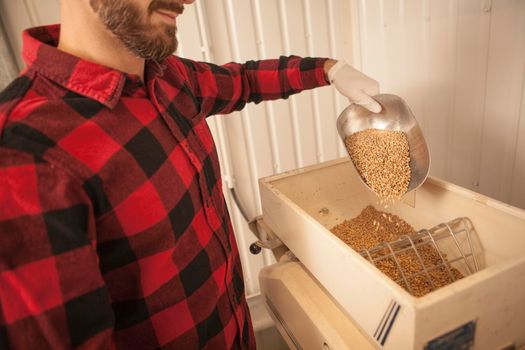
left=0, top=149, right=114, bottom=349
left=168, top=55, right=330, bottom=117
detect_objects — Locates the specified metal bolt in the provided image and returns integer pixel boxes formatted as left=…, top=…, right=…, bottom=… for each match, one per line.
left=318, top=207, right=330, bottom=216
left=249, top=242, right=262, bottom=255
left=482, top=0, right=492, bottom=12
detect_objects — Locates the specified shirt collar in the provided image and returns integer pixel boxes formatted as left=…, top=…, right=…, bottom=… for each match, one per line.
left=22, top=24, right=146, bottom=109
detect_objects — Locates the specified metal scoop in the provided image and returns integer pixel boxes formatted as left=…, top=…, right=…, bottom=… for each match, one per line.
left=337, top=94, right=430, bottom=193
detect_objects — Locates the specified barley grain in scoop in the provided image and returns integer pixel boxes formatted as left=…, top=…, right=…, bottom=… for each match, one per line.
left=345, top=129, right=411, bottom=201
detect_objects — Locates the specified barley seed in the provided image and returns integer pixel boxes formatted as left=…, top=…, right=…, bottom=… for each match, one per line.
left=330, top=206, right=463, bottom=297
left=345, top=129, right=411, bottom=200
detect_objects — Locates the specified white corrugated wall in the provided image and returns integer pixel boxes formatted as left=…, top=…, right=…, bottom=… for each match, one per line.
left=1, top=0, right=525, bottom=309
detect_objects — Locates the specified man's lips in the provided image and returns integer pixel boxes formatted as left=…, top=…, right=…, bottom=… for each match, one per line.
left=156, top=10, right=178, bottom=20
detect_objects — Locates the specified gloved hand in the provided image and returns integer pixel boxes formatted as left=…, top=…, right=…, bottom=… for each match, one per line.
left=328, top=60, right=382, bottom=113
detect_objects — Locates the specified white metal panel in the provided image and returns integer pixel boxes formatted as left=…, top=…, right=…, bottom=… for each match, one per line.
left=250, top=0, right=282, bottom=176
left=0, top=22, right=17, bottom=89
left=22, top=0, right=60, bottom=27
left=174, top=4, right=203, bottom=59
left=0, top=0, right=59, bottom=69
left=282, top=0, right=319, bottom=168
left=447, top=0, right=491, bottom=191
left=0, top=0, right=35, bottom=69
left=424, top=0, right=458, bottom=179
left=478, top=0, right=525, bottom=201
left=306, top=0, right=339, bottom=163
left=511, top=78, right=525, bottom=208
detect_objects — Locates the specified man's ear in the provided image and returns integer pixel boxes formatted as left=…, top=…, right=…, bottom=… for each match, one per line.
left=87, top=0, right=100, bottom=12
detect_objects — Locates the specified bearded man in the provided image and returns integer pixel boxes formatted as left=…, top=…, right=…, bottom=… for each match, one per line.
left=0, top=0, right=380, bottom=349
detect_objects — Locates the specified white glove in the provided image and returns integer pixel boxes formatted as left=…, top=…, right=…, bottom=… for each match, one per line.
left=328, top=60, right=382, bottom=113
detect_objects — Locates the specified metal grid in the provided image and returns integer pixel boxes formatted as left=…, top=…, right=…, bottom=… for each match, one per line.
left=359, top=217, right=482, bottom=296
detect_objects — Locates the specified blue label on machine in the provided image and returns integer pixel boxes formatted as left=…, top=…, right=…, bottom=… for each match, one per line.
left=424, top=321, right=476, bottom=350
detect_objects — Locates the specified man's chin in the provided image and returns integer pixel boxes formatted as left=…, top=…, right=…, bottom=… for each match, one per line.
left=138, top=42, right=177, bottom=61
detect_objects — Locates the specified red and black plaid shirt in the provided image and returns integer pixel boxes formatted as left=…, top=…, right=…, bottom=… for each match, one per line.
left=0, top=24, right=329, bottom=349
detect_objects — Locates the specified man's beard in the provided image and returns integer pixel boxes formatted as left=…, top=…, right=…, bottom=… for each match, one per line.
left=90, top=0, right=183, bottom=61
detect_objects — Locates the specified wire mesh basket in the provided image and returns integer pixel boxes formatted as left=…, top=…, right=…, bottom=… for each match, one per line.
left=359, top=217, right=483, bottom=297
